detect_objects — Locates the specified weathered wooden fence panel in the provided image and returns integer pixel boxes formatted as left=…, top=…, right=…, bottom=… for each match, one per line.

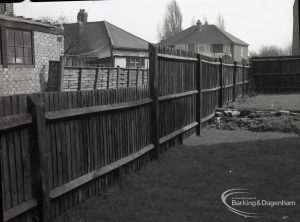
left=200, top=58, right=220, bottom=123
left=1, top=45, right=251, bottom=221
left=252, top=56, right=300, bottom=91
left=157, top=46, right=197, bottom=149
left=0, top=95, right=36, bottom=222
left=48, top=57, right=149, bottom=92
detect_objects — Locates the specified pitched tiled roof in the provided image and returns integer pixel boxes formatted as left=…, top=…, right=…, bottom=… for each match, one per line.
left=159, top=24, right=249, bottom=46
left=64, top=21, right=149, bottom=57
left=105, top=21, right=149, bottom=50
left=0, top=14, right=60, bottom=28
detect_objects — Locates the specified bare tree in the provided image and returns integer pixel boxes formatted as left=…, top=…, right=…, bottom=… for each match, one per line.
left=39, top=15, right=70, bottom=25
left=39, top=16, right=92, bottom=55
left=216, top=13, right=225, bottom=30
left=191, top=16, right=196, bottom=26
left=157, top=0, right=183, bottom=41
left=282, top=42, right=292, bottom=55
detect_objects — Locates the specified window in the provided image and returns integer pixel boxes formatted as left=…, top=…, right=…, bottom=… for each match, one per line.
left=205, top=44, right=211, bottom=53
left=195, top=44, right=206, bottom=53
left=126, top=57, right=145, bottom=68
left=241, top=47, right=244, bottom=57
left=212, top=44, right=223, bottom=53
left=174, top=44, right=188, bottom=51
left=6, top=29, right=33, bottom=65
left=224, top=44, right=230, bottom=53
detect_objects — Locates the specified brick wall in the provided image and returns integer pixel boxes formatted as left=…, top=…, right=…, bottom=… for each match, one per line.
left=0, top=3, right=14, bottom=16
left=0, top=31, right=64, bottom=96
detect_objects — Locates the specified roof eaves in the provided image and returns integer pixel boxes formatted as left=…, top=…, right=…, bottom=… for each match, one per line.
left=212, top=25, right=249, bottom=46
left=104, top=21, right=149, bottom=47
left=103, top=20, right=114, bottom=46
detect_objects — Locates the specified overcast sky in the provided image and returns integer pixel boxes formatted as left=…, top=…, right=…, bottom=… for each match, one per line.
left=15, top=0, right=294, bottom=52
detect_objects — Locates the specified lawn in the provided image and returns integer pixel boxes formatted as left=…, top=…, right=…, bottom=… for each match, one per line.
left=228, top=94, right=300, bottom=111
left=55, top=129, right=300, bottom=222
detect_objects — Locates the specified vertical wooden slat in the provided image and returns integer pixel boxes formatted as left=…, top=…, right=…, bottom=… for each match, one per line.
left=27, top=96, right=50, bottom=222
left=58, top=56, right=65, bottom=91
left=149, top=44, right=159, bottom=159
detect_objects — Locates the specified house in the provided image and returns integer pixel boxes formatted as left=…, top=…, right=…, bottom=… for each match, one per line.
left=293, top=0, right=300, bottom=55
left=63, top=9, right=149, bottom=69
left=159, top=20, right=249, bottom=62
left=0, top=3, right=64, bottom=97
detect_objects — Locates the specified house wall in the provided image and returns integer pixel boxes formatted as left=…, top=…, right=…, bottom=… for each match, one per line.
left=233, top=45, right=248, bottom=62
left=0, top=31, right=64, bottom=96
left=115, top=57, right=126, bottom=68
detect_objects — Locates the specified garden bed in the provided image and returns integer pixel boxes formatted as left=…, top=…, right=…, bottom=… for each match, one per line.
left=211, top=108, right=300, bottom=134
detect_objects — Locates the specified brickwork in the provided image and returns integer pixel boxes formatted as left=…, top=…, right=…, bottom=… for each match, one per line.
left=0, top=3, right=14, bottom=16
left=0, top=31, right=64, bottom=96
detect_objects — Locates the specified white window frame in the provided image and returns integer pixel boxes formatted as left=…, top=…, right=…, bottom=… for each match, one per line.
left=224, top=44, right=230, bottom=53
left=205, top=44, right=211, bottom=53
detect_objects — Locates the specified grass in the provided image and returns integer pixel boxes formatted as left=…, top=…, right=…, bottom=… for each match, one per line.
left=55, top=129, right=300, bottom=222
left=228, top=94, right=300, bottom=111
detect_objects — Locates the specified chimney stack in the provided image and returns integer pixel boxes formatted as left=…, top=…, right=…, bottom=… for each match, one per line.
left=77, top=9, right=88, bottom=23
left=196, top=20, right=202, bottom=32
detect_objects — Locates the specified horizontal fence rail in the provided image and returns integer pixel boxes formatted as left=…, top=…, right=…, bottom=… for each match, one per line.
left=252, top=55, right=300, bottom=91
left=1, top=45, right=251, bottom=222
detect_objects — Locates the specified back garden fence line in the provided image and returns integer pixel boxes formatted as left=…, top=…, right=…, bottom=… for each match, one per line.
left=0, top=44, right=251, bottom=221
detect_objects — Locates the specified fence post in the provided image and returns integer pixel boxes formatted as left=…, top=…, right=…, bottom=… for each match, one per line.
left=127, top=69, right=130, bottom=87
left=196, top=54, right=202, bottom=135
left=116, top=66, right=120, bottom=89
left=58, top=56, right=65, bottom=91
left=27, top=95, right=50, bottom=222
left=107, top=69, right=110, bottom=89
left=77, top=67, right=82, bottom=90
left=149, top=43, right=160, bottom=159
left=249, top=59, right=254, bottom=95
left=142, top=70, right=145, bottom=85
left=219, top=58, right=223, bottom=107
left=136, top=67, right=139, bottom=87
left=233, top=61, right=237, bottom=102
left=94, top=67, right=100, bottom=90
left=242, top=63, right=245, bottom=97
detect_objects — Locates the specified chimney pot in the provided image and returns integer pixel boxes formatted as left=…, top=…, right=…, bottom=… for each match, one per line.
left=77, top=9, right=88, bottom=23
left=196, top=20, right=202, bottom=32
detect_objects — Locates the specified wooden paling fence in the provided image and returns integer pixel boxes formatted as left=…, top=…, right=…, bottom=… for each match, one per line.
left=47, top=57, right=149, bottom=92
left=0, top=44, right=251, bottom=222
left=252, top=55, right=300, bottom=91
